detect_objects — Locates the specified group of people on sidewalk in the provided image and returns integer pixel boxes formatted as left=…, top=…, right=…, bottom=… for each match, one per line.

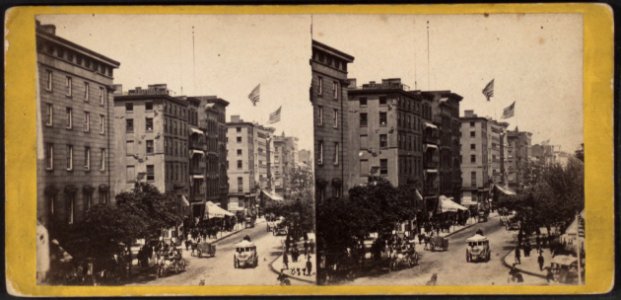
left=281, top=234, right=315, bottom=277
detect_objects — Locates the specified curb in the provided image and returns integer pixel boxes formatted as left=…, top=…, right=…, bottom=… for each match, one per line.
left=443, top=220, right=480, bottom=238
left=501, top=247, right=547, bottom=279
left=268, top=253, right=317, bottom=285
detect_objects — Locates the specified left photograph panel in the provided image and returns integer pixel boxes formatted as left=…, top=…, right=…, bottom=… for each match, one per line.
left=34, top=14, right=316, bottom=286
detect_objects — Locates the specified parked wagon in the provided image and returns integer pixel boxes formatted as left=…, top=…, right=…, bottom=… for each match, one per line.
left=429, top=236, right=449, bottom=251
left=193, top=241, right=216, bottom=258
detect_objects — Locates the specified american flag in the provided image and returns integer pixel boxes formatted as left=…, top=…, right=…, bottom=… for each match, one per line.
left=482, top=79, right=494, bottom=101
left=248, top=84, right=260, bottom=106
left=269, top=106, right=281, bottom=124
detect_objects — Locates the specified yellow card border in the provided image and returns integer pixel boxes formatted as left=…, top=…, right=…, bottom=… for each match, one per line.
left=5, top=3, right=614, bottom=296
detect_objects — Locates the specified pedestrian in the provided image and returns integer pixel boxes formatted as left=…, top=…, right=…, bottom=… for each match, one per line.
left=514, top=247, right=521, bottom=264
left=282, top=251, right=289, bottom=270
left=538, top=253, right=545, bottom=271
left=536, top=234, right=541, bottom=250
left=306, top=256, right=313, bottom=276
left=546, top=267, right=554, bottom=283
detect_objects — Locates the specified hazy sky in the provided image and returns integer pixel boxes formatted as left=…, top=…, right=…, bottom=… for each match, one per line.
left=314, top=14, right=583, bottom=152
left=38, top=13, right=583, bottom=152
left=37, top=14, right=314, bottom=150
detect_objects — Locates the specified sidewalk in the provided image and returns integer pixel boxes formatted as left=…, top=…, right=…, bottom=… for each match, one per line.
left=270, top=252, right=317, bottom=284
left=419, top=214, right=485, bottom=239
left=502, top=246, right=552, bottom=279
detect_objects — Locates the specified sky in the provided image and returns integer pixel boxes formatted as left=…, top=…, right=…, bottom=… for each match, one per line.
left=38, top=13, right=583, bottom=153
left=37, top=14, right=314, bottom=151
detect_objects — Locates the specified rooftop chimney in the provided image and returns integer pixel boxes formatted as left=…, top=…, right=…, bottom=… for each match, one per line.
left=464, top=110, right=476, bottom=117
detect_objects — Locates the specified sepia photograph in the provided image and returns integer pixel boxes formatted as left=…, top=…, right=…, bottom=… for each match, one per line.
left=311, top=14, right=586, bottom=286
left=4, top=3, right=614, bottom=296
left=34, top=14, right=316, bottom=286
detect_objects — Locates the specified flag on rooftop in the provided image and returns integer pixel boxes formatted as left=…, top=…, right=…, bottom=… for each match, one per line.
left=248, top=84, right=260, bottom=106
left=502, top=101, right=515, bottom=119
left=482, top=79, right=494, bottom=101
left=269, top=106, right=282, bottom=124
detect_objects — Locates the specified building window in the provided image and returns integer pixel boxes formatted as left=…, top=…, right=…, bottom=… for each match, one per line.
left=126, top=140, right=134, bottom=155
left=67, top=196, right=75, bottom=224
left=146, top=140, right=154, bottom=154
left=84, top=147, right=90, bottom=170
left=99, top=148, right=106, bottom=171
left=470, top=143, right=476, bottom=150
left=334, top=142, right=339, bottom=165
left=380, top=134, right=388, bottom=148
left=66, top=145, right=73, bottom=171
left=471, top=154, right=476, bottom=163
left=145, top=102, right=153, bottom=111
left=359, top=97, right=367, bottom=106
left=66, top=107, right=73, bottom=129
left=237, top=177, right=243, bottom=192
left=237, top=160, right=243, bottom=169
left=126, top=119, right=134, bottom=133
left=379, top=97, right=387, bottom=105
left=237, top=149, right=242, bottom=156
left=84, top=111, right=90, bottom=132
left=146, top=165, right=154, bottom=181
left=126, top=166, right=135, bottom=182
left=333, top=81, right=339, bottom=100
left=48, top=194, right=56, bottom=217
left=46, top=70, right=53, bottom=91
left=317, top=105, right=324, bottom=126
left=84, top=192, right=93, bottom=211
left=317, top=77, right=323, bottom=95
left=126, top=103, right=133, bottom=113
left=145, top=117, right=153, bottom=131
left=360, top=113, right=368, bottom=127
left=99, top=86, right=106, bottom=105
left=45, top=143, right=54, bottom=170
left=236, top=127, right=241, bottom=133
left=333, top=109, right=338, bottom=128
left=99, top=114, right=105, bottom=134
left=66, top=76, right=72, bottom=97
left=470, top=131, right=475, bottom=137
left=45, top=103, right=53, bottom=126
left=470, top=121, right=475, bottom=127
left=380, top=112, right=387, bottom=126
left=380, top=159, right=388, bottom=175
left=84, top=82, right=90, bottom=101
left=236, top=136, right=242, bottom=143
left=471, top=171, right=477, bottom=187
left=317, top=141, right=324, bottom=165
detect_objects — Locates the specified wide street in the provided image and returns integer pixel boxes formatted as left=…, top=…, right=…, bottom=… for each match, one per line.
left=131, top=222, right=311, bottom=286
left=349, top=215, right=548, bottom=286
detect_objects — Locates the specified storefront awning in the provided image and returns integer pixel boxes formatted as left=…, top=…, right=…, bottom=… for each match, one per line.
left=424, top=122, right=438, bottom=129
left=191, top=149, right=205, bottom=156
left=205, top=201, right=234, bottom=218
left=424, top=144, right=438, bottom=150
left=190, top=127, right=204, bottom=135
left=437, top=195, right=468, bottom=213
left=495, top=185, right=517, bottom=196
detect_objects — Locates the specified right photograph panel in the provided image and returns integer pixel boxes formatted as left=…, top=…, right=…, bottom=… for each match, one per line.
left=311, top=14, right=585, bottom=286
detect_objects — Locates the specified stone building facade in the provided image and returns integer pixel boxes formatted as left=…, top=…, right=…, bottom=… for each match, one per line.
left=36, top=21, right=120, bottom=228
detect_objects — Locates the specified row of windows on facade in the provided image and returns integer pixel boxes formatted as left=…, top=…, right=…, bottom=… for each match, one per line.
left=40, top=41, right=114, bottom=76
left=124, top=162, right=188, bottom=183
left=316, top=106, right=340, bottom=128
left=44, top=143, right=106, bottom=172
left=316, top=77, right=341, bottom=100
left=313, top=51, right=348, bottom=72
left=45, top=105, right=107, bottom=137
left=45, top=70, right=108, bottom=104
left=357, top=97, right=433, bottom=119
left=190, top=156, right=222, bottom=173
left=125, top=138, right=187, bottom=157
left=191, top=178, right=222, bottom=198
left=46, top=189, right=110, bottom=225
left=316, top=141, right=340, bottom=166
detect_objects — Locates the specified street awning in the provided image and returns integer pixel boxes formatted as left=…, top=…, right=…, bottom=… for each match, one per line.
left=190, top=127, right=204, bottom=135
left=191, top=149, right=205, bottom=156
left=495, top=185, right=516, bottom=196
left=424, top=144, right=438, bottom=150
left=262, top=190, right=284, bottom=201
left=424, top=122, right=438, bottom=129
left=205, top=201, right=234, bottom=218
left=437, top=195, right=468, bottom=213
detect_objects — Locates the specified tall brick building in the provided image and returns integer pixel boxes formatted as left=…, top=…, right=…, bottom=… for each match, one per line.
left=346, top=78, right=424, bottom=189
left=310, top=40, right=354, bottom=203
left=422, top=91, right=463, bottom=202
left=36, top=21, right=120, bottom=228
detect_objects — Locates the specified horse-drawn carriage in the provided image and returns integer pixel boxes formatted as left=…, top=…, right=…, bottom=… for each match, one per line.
left=192, top=240, right=216, bottom=258
left=389, top=242, right=420, bottom=270
left=428, top=236, right=449, bottom=251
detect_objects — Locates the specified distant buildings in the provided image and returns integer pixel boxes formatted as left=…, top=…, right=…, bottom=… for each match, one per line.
left=273, top=134, right=298, bottom=199
left=36, top=21, right=120, bottom=228
left=310, top=40, right=355, bottom=203
left=346, top=78, right=424, bottom=189
left=297, top=149, right=312, bottom=165
left=226, top=115, right=275, bottom=215
left=113, top=84, right=189, bottom=200
left=460, top=110, right=492, bottom=204
left=506, top=127, right=532, bottom=192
